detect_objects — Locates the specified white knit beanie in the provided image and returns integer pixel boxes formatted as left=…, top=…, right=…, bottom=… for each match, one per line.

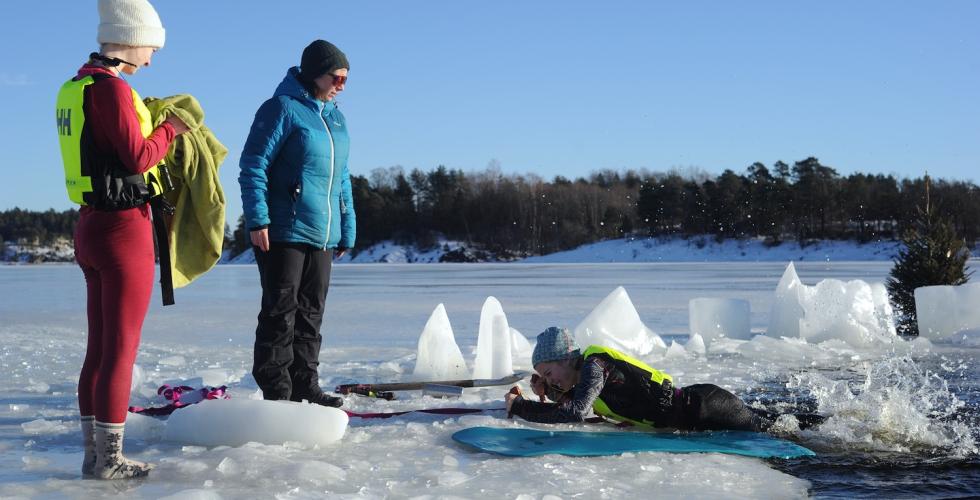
left=97, top=0, right=166, bottom=49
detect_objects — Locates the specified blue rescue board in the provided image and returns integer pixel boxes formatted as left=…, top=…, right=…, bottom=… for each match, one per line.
left=452, top=426, right=815, bottom=459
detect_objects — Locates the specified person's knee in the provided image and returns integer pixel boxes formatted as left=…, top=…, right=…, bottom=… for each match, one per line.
left=262, top=286, right=298, bottom=313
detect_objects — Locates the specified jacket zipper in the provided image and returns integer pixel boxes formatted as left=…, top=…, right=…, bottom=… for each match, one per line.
left=318, top=104, right=336, bottom=250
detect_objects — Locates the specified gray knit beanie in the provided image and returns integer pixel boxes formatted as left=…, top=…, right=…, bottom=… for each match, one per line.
left=532, top=327, right=581, bottom=367
left=97, top=0, right=166, bottom=48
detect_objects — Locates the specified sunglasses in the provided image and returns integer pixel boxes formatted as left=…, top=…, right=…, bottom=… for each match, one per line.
left=328, top=74, right=348, bottom=86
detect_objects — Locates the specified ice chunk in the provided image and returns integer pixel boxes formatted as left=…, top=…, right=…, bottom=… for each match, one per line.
left=130, top=363, right=144, bottom=394
left=296, top=460, right=347, bottom=483
left=124, top=412, right=166, bottom=441
left=21, top=419, right=71, bottom=436
left=767, top=262, right=805, bottom=338
left=216, top=457, right=240, bottom=475
left=158, top=355, right=186, bottom=367
left=413, top=303, right=469, bottom=380
left=510, top=327, right=534, bottom=367
left=490, top=315, right=514, bottom=378
left=914, top=284, right=980, bottom=341
left=665, top=340, right=687, bottom=359
left=164, top=399, right=347, bottom=447
left=158, top=490, right=223, bottom=500
left=573, top=286, right=666, bottom=356
left=23, top=380, right=49, bottom=394
left=685, top=333, right=706, bottom=356
left=766, top=262, right=897, bottom=347
left=195, top=368, right=239, bottom=387
left=510, top=327, right=532, bottom=355
left=798, top=280, right=894, bottom=346
left=909, top=336, right=934, bottom=356
left=689, top=298, right=751, bottom=346
left=438, top=470, right=472, bottom=487
left=473, top=297, right=513, bottom=379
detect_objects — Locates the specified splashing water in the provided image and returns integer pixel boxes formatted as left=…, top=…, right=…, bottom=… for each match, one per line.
left=788, top=356, right=977, bottom=456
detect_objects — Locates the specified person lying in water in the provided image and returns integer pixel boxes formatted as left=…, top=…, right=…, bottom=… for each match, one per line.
left=506, top=327, right=823, bottom=432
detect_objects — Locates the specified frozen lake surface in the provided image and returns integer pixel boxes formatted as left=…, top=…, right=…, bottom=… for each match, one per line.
left=1, top=262, right=977, bottom=499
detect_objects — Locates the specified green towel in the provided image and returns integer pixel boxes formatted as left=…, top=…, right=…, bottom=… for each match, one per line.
left=144, top=95, right=227, bottom=288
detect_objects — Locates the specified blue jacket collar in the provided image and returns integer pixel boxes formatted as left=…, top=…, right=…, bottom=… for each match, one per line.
left=275, top=67, right=337, bottom=115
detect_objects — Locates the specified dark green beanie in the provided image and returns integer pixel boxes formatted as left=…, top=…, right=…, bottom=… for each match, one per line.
left=300, top=39, right=349, bottom=80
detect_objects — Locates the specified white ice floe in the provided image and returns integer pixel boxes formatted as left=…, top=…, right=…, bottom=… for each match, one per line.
left=164, top=399, right=348, bottom=447
left=412, top=303, right=469, bottom=380
left=574, top=286, right=667, bottom=356
left=766, top=262, right=897, bottom=347
left=914, top=284, right=980, bottom=342
left=689, top=297, right=752, bottom=346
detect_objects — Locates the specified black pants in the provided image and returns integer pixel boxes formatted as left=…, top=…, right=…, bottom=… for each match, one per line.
left=678, top=384, right=770, bottom=432
left=252, top=242, right=333, bottom=400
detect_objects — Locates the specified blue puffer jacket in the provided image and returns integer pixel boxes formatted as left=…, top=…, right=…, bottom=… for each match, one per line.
left=239, top=67, right=355, bottom=250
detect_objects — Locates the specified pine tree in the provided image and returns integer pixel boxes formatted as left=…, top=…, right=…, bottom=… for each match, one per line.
left=886, top=175, right=972, bottom=335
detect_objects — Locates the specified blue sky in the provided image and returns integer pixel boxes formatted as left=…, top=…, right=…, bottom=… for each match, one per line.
left=2, top=1, right=978, bottom=226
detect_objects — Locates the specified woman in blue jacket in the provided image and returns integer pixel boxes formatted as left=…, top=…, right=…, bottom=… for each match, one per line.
left=239, top=40, right=356, bottom=407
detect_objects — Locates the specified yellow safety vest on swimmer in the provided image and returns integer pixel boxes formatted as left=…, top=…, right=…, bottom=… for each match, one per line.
left=582, top=345, right=674, bottom=428
left=55, top=73, right=167, bottom=210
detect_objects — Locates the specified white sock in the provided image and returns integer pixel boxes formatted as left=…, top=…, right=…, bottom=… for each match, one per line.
left=94, top=421, right=154, bottom=480
left=81, top=416, right=95, bottom=477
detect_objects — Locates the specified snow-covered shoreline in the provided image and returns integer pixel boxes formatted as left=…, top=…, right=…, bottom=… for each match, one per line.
left=521, top=236, right=904, bottom=263
left=221, top=236, right=913, bottom=265
left=5, top=235, right=974, bottom=266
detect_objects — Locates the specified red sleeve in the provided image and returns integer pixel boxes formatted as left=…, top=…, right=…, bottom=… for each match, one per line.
left=85, top=77, right=176, bottom=174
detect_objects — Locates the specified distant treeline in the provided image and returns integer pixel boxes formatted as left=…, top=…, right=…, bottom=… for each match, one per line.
left=6, top=157, right=979, bottom=259
left=226, top=156, right=978, bottom=257
left=0, top=208, right=79, bottom=245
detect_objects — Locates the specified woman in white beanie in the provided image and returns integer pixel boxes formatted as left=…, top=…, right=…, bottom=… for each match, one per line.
left=55, top=0, right=187, bottom=480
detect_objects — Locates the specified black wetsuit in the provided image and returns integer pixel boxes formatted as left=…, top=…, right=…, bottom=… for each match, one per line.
left=511, top=353, right=772, bottom=432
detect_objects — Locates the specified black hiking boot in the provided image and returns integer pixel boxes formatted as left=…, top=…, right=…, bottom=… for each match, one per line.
left=291, top=391, right=343, bottom=408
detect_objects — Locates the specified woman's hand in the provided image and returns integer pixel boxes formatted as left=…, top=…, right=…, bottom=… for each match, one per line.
left=505, top=386, right=523, bottom=417
left=530, top=374, right=548, bottom=402
left=250, top=228, right=270, bottom=252
left=164, top=115, right=190, bottom=135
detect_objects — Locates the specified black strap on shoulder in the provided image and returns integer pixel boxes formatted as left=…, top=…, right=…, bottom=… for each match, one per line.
left=89, top=52, right=138, bottom=69
left=149, top=197, right=176, bottom=306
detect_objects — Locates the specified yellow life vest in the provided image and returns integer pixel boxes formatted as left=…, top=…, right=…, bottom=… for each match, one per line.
left=56, top=73, right=166, bottom=209
left=582, top=345, right=674, bottom=428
